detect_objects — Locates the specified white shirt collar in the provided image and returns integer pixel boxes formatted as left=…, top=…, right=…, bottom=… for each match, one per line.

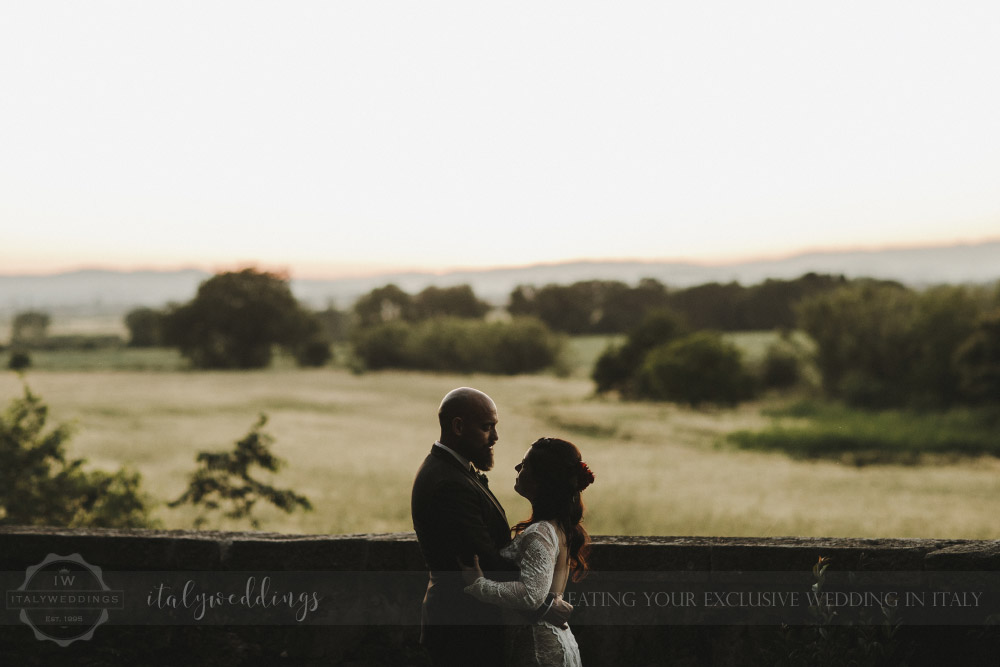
left=434, top=441, right=473, bottom=471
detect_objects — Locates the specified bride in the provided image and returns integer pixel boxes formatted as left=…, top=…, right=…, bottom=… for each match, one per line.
left=460, top=437, right=595, bottom=667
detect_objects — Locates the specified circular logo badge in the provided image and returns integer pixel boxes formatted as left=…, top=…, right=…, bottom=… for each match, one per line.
left=9, top=553, right=122, bottom=647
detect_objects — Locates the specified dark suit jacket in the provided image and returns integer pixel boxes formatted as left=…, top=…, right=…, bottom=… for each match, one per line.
left=411, top=445, right=516, bottom=633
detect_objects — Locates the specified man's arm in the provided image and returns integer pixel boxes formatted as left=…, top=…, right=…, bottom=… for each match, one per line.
left=422, top=478, right=514, bottom=572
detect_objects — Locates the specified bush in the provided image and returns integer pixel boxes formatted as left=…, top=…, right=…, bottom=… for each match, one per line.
left=0, top=385, right=154, bottom=528
left=351, top=321, right=412, bottom=370
left=294, top=339, right=333, bottom=368
left=484, top=318, right=564, bottom=375
left=759, top=342, right=802, bottom=389
left=351, top=317, right=563, bottom=375
left=168, top=414, right=312, bottom=529
left=7, top=351, right=30, bottom=371
left=728, top=400, right=1000, bottom=465
left=125, top=307, right=165, bottom=347
left=635, top=332, right=756, bottom=406
left=592, top=310, right=686, bottom=394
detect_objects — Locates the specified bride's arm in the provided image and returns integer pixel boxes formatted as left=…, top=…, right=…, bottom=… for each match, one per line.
left=461, top=525, right=558, bottom=611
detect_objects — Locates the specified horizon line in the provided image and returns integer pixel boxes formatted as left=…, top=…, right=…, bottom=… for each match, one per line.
left=2, top=236, right=997, bottom=281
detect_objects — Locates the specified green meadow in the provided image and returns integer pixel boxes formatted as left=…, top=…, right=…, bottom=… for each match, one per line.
left=4, top=335, right=999, bottom=539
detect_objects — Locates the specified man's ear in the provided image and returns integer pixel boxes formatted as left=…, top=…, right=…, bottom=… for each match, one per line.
left=450, top=416, right=464, bottom=436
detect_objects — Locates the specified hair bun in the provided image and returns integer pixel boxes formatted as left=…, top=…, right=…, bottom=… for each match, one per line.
left=577, top=461, right=595, bottom=491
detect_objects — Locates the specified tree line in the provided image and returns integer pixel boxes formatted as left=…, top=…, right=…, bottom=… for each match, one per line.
left=6, top=269, right=999, bottom=410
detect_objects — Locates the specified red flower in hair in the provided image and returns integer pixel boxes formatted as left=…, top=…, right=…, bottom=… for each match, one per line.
left=577, top=461, right=595, bottom=490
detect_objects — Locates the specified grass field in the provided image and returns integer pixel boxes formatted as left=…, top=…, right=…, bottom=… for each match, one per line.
left=4, top=353, right=1000, bottom=539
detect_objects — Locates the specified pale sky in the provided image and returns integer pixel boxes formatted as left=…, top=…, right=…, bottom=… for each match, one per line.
left=2, top=1, right=998, bottom=278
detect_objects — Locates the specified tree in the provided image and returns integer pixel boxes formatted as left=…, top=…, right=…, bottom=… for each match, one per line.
left=161, top=268, right=318, bottom=369
left=168, top=414, right=312, bottom=529
left=11, top=311, right=50, bottom=347
left=314, top=305, right=352, bottom=342
left=413, top=285, right=491, bottom=320
left=124, top=307, right=165, bottom=347
left=953, top=309, right=1000, bottom=404
left=635, top=332, right=756, bottom=406
left=798, top=282, right=987, bottom=408
left=0, top=385, right=153, bottom=528
left=353, top=284, right=414, bottom=327
left=593, top=309, right=686, bottom=393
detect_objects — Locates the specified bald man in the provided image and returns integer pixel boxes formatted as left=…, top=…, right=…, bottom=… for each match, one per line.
left=411, top=387, right=569, bottom=667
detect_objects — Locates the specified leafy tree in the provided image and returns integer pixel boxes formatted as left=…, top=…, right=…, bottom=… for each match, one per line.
left=353, top=284, right=414, bottom=327
left=0, top=385, right=153, bottom=528
left=168, top=414, right=312, bottom=529
left=314, top=305, right=352, bottom=342
left=413, top=285, right=491, bottom=320
left=797, top=282, right=989, bottom=408
left=953, top=309, right=1000, bottom=404
left=161, top=268, right=318, bottom=369
left=665, top=282, right=747, bottom=331
left=11, top=311, right=50, bottom=347
left=124, top=307, right=165, bottom=347
left=593, top=309, right=686, bottom=394
left=798, top=282, right=917, bottom=407
left=594, top=278, right=671, bottom=334
left=635, top=332, right=756, bottom=406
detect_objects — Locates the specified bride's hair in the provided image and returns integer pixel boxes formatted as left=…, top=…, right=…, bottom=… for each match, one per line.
left=512, top=437, right=594, bottom=582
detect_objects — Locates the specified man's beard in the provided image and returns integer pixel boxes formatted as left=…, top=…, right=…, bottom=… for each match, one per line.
left=470, top=447, right=494, bottom=472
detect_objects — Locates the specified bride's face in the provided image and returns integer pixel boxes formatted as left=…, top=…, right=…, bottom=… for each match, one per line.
left=513, top=448, right=538, bottom=501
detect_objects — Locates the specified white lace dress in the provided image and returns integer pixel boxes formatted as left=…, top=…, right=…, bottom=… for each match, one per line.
left=464, top=520, right=582, bottom=667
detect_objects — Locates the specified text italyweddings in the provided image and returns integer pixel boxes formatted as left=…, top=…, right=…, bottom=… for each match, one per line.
left=8, top=592, right=121, bottom=606
left=147, top=576, right=321, bottom=621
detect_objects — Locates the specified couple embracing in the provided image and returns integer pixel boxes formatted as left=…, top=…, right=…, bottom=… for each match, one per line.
left=411, top=387, right=596, bottom=667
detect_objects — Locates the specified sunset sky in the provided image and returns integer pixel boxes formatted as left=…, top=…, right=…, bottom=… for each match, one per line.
left=2, top=1, right=998, bottom=278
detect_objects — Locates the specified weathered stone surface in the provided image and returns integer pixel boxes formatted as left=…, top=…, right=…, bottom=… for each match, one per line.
left=3, top=527, right=1000, bottom=665
left=925, top=541, right=1000, bottom=571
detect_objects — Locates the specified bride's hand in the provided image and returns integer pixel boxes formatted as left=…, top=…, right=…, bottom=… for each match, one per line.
left=458, top=554, right=484, bottom=585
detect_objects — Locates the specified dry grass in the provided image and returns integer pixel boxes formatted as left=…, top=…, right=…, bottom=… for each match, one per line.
left=2, top=368, right=998, bottom=539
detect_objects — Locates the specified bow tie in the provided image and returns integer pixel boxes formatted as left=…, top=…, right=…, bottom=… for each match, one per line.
left=470, top=466, right=489, bottom=487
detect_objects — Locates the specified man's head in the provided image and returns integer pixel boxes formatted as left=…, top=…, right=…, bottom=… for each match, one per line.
left=438, top=387, right=499, bottom=471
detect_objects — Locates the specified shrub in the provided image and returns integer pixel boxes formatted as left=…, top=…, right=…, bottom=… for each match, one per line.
left=351, top=321, right=412, bottom=370
left=592, top=309, right=686, bottom=394
left=635, top=332, right=756, bottom=406
left=351, top=317, right=563, bottom=375
left=484, top=318, right=564, bottom=375
left=7, top=351, right=30, bottom=371
left=760, top=342, right=802, bottom=389
left=295, top=339, right=333, bottom=368
left=0, top=385, right=154, bottom=528
left=168, top=414, right=312, bottom=529
left=125, top=307, right=165, bottom=347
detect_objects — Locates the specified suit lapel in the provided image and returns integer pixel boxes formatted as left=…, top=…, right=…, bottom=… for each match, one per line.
left=430, top=446, right=508, bottom=524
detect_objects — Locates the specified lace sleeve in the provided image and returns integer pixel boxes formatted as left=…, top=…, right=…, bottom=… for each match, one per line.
left=464, top=522, right=559, bottom=611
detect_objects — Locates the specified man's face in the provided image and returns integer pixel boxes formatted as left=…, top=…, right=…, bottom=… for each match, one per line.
left=457, top=398, right=499, bottom=471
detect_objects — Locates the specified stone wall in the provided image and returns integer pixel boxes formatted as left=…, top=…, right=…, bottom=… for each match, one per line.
left=2, top=527, right=999, bottom=666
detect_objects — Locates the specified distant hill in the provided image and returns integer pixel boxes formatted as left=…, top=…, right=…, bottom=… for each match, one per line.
left=1, top=240, right=997, bottom=316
